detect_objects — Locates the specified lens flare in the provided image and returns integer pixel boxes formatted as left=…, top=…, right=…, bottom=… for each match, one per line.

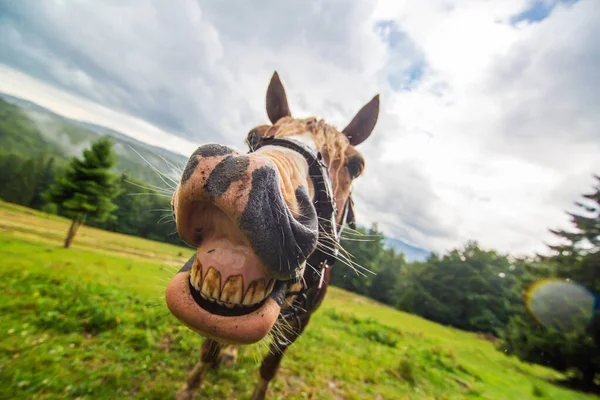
left=525, top=279, right=597, bottom=332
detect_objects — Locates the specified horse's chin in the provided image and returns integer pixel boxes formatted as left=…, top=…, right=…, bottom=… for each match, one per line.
left=165, top=271, right=284, bottom=344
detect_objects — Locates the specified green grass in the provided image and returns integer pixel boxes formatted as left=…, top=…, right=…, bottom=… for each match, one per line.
left=0, top=200, right=595, bottom=399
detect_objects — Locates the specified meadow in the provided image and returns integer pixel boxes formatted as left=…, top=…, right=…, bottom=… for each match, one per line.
left=0, top=200, right=595, bottom=399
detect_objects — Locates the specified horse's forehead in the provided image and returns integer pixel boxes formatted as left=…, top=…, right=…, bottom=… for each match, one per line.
left=288, top=132, right=318, bottom=151
left=274, top=118, right=347, bottom=151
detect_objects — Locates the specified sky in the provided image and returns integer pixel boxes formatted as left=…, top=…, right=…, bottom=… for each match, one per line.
left=0, top=0, right=598, bottom=258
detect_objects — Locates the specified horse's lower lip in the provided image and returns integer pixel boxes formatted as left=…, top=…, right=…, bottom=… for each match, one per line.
left=165, top=271, right=281, bottom=345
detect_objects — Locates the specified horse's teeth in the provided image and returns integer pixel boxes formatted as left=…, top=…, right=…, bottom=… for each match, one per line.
left=193, top=265, right=273, bottom=307
left=265, top=279, right=275, bottom=297
left=202, top=267, right=221, bottom=299
left=243, top=278, right=266, bottom=305
left=221, top=275, right=243, bottom=305
left=190, top=259, right=203, bottom=290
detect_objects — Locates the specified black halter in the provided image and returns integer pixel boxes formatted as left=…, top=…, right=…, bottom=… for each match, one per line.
left=247, top=133, right=355, bottom=348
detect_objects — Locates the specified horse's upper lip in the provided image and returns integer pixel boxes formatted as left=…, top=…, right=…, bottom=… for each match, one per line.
left=176, top=195, right=313, bottom=281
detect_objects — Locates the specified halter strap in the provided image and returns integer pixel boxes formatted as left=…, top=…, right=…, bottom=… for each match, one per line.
left=246, top=133, right=356, bottom=349
left=246, top=134, right=352, bottom=263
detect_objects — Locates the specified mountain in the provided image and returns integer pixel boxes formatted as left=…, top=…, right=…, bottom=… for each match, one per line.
left=384, top=237, right=431, bottom=262
left=0, top=92, right=189, bottom=188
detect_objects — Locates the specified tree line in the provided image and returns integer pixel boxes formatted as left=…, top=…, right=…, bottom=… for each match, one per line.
left=2, top=137, right=599, bottom=387
left=333, top=176, right=600, bottom=387
left=0, top=138, right=182, bottom=247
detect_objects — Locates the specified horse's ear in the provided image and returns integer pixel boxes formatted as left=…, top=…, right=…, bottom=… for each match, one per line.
left=342, top=94, right=380, bottom=146
left=266, top=71, right=291, bottom=124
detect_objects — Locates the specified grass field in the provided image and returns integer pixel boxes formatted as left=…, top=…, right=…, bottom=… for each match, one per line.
left=0, top=200, right=595, bottom=400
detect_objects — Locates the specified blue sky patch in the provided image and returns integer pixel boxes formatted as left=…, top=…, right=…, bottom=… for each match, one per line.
left=374, top=20, right=427, bottom=91
left=510, top=0, right=579, bottom=24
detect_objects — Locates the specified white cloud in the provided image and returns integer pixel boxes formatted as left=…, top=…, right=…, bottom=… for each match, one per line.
left=0, top=65, right=198, bottom=157
left=0, top=0, right=598, bottom=257
left=355, top=0, right=600, bottom=255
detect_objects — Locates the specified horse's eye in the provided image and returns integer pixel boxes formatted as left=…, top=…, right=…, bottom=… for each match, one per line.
left=345, top=159, right=363, bottom=179
left=247, top=129, right=259, bottom=147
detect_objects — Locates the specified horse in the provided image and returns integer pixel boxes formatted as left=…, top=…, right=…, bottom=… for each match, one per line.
left=165, top=71, right=379, bottom=399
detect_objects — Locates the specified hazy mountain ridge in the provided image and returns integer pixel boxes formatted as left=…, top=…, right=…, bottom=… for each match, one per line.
left=384, top=237, right=430, bottom=262
left=0, top=92, right=188, bottom=188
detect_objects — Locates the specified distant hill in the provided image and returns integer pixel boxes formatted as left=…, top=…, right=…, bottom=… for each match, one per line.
left=384, top=237, right=431, bottom=262
left=0, top=92, right=188, bottom=188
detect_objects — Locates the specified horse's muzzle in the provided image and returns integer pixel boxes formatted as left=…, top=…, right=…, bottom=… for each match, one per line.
left=174, top=143, right=318, bottom=280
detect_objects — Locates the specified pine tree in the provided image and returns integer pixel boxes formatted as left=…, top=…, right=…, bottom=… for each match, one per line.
left=369, top=248, right=405, bottom=304
left=30, top=155, right=57, bottom=210
left=44, top=137, right=121, bottom=248
left=4, top=158, right=37, bottom=206
left=501, top=174, right=600, bottom=386
left=331, top=223, right=386, bottom=296
left=546, top=176, right=600, bottom=260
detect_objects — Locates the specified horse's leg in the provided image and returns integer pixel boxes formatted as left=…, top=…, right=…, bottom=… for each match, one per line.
left=250, top=288, right=318, bottom=400
left=219, top=344, right=239, bottom=367
left=250, top=342, right=288, bottom=400
left=175, top=338, right=223, bottom=400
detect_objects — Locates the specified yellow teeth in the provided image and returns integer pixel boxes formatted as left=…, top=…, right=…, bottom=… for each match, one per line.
left=243, top=278, right=266, bottom=306
left=190, top=259, right=203, bottom=290
left=220, top=275, right=243, bottom=306
left=189, top=263, right=276, bottom=307
left=201, top=267, right=221, bottom=300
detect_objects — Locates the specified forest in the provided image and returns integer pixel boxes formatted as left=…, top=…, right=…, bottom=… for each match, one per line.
left=1, top=125, right=598, bottom=388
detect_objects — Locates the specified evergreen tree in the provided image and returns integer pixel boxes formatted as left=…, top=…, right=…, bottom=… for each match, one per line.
left=44, top=137, right=121, bottom=248
left=546, top=176, right=600, bottom=262
left=331, top=223, right=386, bottom=296
left=0, top=153, right=24, bottom=202
left=369, top=248, right=405, bottom=304
left=96, top=173, right=181, bottom=244
left=3, top=158, right=37, bottom=206
left=30, top=155, right=57, bottom=210
left=101, top=173, right=145, bottom=236
left=501, top=175, right=600, bottom=386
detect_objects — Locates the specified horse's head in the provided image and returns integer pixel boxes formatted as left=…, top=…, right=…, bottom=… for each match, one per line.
left=165, top=72, right=379, bottom=344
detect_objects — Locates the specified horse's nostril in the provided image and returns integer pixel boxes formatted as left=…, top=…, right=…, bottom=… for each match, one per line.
left=194, top=227, right=203, bottom=243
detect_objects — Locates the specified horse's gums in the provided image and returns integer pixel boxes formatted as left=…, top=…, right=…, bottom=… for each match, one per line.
left=168, top=71, right=379, bottom=400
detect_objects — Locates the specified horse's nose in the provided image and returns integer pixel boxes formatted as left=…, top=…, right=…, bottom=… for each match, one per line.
left=180, top=144, right=238, bottom=187
left=176, top=143, right=318, bottom=280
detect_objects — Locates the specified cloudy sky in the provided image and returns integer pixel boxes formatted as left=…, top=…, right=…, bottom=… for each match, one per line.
left=1, top=0, right=598, bottom=257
